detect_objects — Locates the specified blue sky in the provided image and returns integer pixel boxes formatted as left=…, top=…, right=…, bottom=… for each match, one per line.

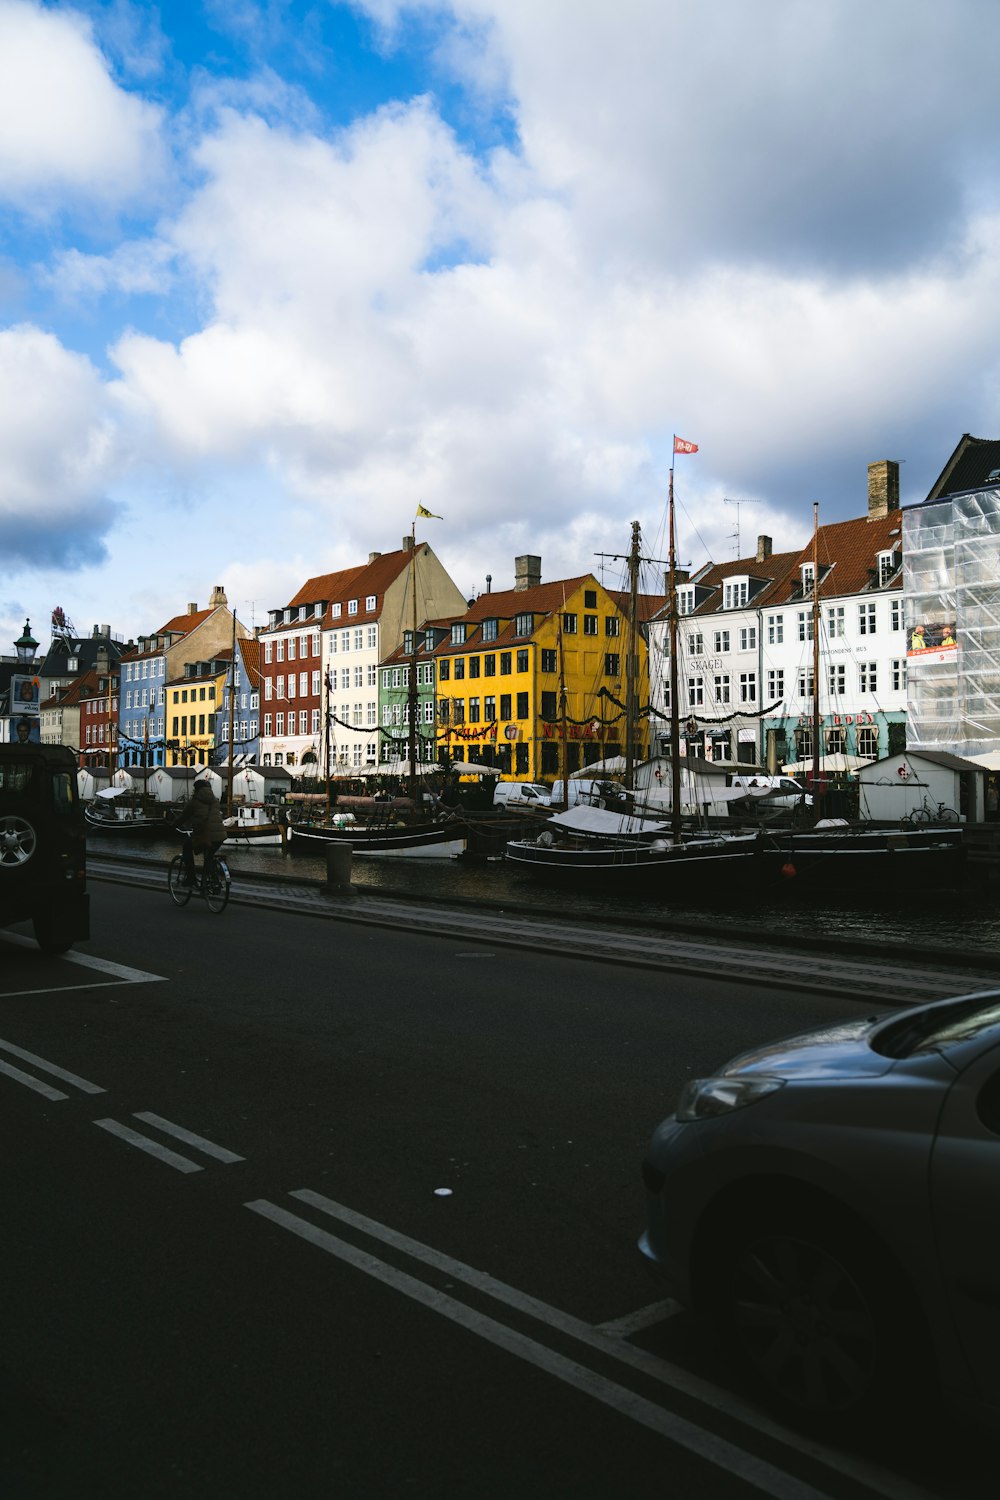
left=3, top=0, right=1000, bottom=652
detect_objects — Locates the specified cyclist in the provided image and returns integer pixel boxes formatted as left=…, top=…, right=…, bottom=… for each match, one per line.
left=175, top=779, right=226, bottom=886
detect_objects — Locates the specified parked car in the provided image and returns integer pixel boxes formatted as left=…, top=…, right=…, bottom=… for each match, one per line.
left=726, top=773, right=811, bottom=809
left=639, top=990, right=1000, bottom=1428
left=0, top=743, right=89, bottom=953
left=492, top=781, right=552, bottom=810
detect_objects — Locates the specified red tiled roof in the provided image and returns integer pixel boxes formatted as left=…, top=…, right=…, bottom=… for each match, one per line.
left=158, top=607, right=215, bottom=635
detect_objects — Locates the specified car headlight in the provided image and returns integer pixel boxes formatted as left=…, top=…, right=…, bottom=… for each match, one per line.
left=675, top=1075, right=785, bottom=1121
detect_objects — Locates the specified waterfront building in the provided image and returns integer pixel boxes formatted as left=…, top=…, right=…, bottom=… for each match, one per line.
left=427, top=558, right=662, bottom=781
left=216, top=636, right=262, bottom=766
left=36, top=613, right=127, bottom=719
left=164, top=656, right=229, bottom=767
left=40, top=667, right=99, bottom=757
left=379, top=622, right=449, bottom=769
left=118, top=589, right=246, bottom=768
left=258, top=541, right=465, bottom=773
left=78, top=661, right=120, bottom=772
left=649, top=462, right=908, bottom=770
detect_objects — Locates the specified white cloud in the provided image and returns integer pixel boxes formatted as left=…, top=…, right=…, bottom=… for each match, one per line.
left=0, top=0, right=164, bottom=210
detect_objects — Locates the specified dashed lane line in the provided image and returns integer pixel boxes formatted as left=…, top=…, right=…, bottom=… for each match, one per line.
left=132, top=1111, right=245, bottom=1163
left=94, top=1118, right=203, bottom=1173
left=0, top=1059, right=69, bottom=1101
left=246, top=1196, right=832, bottom=1500
left=93, top=1113, right=245, bottom=1173
left=0, top=1036, right=106, bottom=1094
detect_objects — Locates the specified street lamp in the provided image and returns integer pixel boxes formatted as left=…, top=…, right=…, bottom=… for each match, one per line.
left=14, top=619, right=38, bottom=667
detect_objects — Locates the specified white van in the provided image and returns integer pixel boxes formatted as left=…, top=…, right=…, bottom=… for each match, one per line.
left=493, top=781, right=552, bottom=809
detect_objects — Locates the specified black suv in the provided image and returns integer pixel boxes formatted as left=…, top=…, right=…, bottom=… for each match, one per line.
left=0, top=743, right=89, bottom=953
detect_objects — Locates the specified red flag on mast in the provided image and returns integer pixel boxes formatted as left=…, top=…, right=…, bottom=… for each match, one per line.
left=673, top=436, right=698, bottom=454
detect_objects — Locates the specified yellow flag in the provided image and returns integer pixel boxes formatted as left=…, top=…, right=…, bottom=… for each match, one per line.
left=416, top=503, right=442, bottom=519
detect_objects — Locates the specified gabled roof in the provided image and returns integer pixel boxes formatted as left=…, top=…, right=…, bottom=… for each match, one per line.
left=39, top=668, right=99, bottom=710
left=266, top=549, right=420, bottom=633
left=925, top=434, right=1000, bottom=502
left=158, top=607, right=216, bottom=635
left=237, top=636, right=262, bottom=690
left=287, top=565, right=365, bottom=610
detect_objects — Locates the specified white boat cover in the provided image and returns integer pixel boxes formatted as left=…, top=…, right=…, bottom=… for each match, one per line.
left=547, top=804, right=669, bottom=836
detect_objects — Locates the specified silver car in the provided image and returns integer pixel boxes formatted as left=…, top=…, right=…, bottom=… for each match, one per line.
left=639, top=990, right=1000, bottom=1427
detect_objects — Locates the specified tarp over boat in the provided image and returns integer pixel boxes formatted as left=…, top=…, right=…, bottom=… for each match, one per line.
left=547, top=804, right=670, bottom=837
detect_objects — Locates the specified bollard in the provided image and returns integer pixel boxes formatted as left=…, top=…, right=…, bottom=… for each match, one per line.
left=324, top=842, right=353, bottom=895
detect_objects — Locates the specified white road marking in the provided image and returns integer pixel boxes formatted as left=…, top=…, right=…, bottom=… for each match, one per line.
left=93, top=1119, right=202, bottom=1173
left=0, top=1038, right=105, bottom=1094
left=0, top=931, right=166, bottom=988
left=287, top=1189, right=937, bottom=1500
left=133, top=1111, right=244, bottom=1163
left=0, top=1058, right=68, bottom=1101
left=597, top=1299, right=682, bottom=1337
left=246, top=1197, right=830, bottom=1500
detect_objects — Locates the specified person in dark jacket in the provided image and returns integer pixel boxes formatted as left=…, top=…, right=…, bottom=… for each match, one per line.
left=177, top=779, right=226, bottom=884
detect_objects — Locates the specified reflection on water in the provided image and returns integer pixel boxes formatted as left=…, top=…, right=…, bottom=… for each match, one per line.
left=86, top=830, right=1000, bottom=955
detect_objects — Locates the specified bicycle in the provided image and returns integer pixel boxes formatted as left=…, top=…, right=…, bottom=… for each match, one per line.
left=168, top=833, right=231, bottom=913
left=906, top=796, right=959, bottom=826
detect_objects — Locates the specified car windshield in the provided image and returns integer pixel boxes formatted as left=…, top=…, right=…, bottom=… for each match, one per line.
left=872, top=994, right=1000, bottom=1058
left=0, top=761, right=38, bottom=795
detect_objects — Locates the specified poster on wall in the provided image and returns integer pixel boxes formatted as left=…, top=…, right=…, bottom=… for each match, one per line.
left=7, top=716, right=40, bottom=744
left=907, top=623, right=958, bottom=663
left=9, top=674, right=41, bottom=713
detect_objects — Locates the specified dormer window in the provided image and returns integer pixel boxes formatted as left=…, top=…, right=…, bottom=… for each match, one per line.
left=481, top=618, right=498, bottom=642
left=67, top=657, right=78, bottom=672
left=451, top=623, right=467, bottom=645
left=677, top=589, right=694, bottom=617
left=515, top=612, right=533, bottom=636
left=801, top=563, right=815, bottom=595
left=723, top=578, right=749, bottom=610
left=404, top=631, right=414, bottom=655
left=332, top=602, right=342, bottom=617
left=365, top=594, right=376, bottom=611
left=348, top=600, right=358, bottom=615
left=877, top=550, right=897, bottom=586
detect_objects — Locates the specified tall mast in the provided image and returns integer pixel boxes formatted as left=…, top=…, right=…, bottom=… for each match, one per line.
left=323, top=665, right=332, bottom=815
left=625, top=520, right=640, bottom=792
left=227, top=606, right=237, bottom=817
left=106, top=668, right=114, bottom=782
left=811, top=501, right=821, bottom=797
left=407, top=524, right=419, bottom=806
left=557, top=600, right=567, bottom=807
left=668, top=470, right=682, bottom=844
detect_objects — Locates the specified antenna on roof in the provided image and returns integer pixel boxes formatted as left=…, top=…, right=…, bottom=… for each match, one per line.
left=723, top=497, right=760, bottom=558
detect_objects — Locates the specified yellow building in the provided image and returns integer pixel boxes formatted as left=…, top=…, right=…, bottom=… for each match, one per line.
left=165, top=659, right=228, bottom=767
left=432, top=561, right=662, bottom=782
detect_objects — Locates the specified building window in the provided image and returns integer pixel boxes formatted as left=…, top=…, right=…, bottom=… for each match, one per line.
left=766, top=669, right=784, bottom=701
left=878, top=552, right=896, bottom=586
left=798, top=669, right=815, bottom=699
left=688, top=632, right=704, bottom=655
left=287, top=637, right=296, bottom=661
left=540, top=691, right=557, bottom=720
left=365, top=595, right=376, bottom=611
left=859, top=662, right=877, bottom=693
left=797, top=611, right=814, bottom=643
left=276, top=712, right=285, bottom=734
left=713, top=630, right=730, bottom=653
left=276, top=639, right=285, bottom=662
left=827, top=606, right=844, bottom=638
left=859, top=603, right=876, bottom=636
left=468, top=657, right=481, bottom=679
left=439, top=660, right=450, bottom=682
left=583, top=615, right=597, bottom=636
left=331, top=603, right=342, bottom=618
left=858, top=725, right=879, bottom=758
left=739, top=626, right=757, bottom=651
left=825, top=726, right=846, bottom=755
left=828, top=663, right=846, bottom=696
left=541, top=649, right=557, bottom=673
left=483, top=654, right=496, bottom=677
left=604, top=653, right=620, bottom=678
left=454, top=659, right=465, bottom=680
left=688, top=676, right=704, bottom=707
left=890, top=599, right=903, bottom=632
left=481, top=618, right=498, bottom=642
left=739, top=672, right=757, bottom=704
left=677, top=590, right=694, bottom=616
left=500, top=693, right=511, bottom=719
left=892, top=658, right=906, bottom=691
left=516, top=649, right=529, bottom=672
left=516, top=692, right=529, bottom=719
left=515, top=613, right=533, bottom=636
left=714, top=673, right=731, bottom=704
left=766, top=614, right=783, bottom=645
left=348, top=600, right=358, bottom=615
left=468, top=697, right=481, bottom=724
left=801, top=563, right=815, bottom=594
left=264, top=714, right=272, bottom=736
left=562, top=613, right=577, bottom=634
left=484, top=695, right=496, bottom=721
left=605, top=616, right=620, bottom=637
left=584, top=589, right=597, bottom=608
left=724, top=580, right=748, bottom=609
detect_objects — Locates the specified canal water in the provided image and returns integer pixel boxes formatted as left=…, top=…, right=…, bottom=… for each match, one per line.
left=87, top=829, right=1000, bottom=958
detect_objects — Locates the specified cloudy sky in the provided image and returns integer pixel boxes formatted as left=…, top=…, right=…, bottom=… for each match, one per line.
left=2, top=0, right=998, bottom=652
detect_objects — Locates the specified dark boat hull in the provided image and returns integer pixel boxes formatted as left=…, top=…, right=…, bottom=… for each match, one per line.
left=775, top=826, right=965, bottom=884
left=504, top=834, right=777, bottom=883
left=286, top=819, right=465, bottom=857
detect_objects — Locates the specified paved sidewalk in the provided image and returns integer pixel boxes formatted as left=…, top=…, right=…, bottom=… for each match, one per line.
left=89, top=854, right=992, bottom=1005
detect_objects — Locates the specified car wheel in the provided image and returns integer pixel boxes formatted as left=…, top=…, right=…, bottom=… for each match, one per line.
left=0, top=813, right=37, bottom=867
left=705, top=1204, right=924, bottom=1427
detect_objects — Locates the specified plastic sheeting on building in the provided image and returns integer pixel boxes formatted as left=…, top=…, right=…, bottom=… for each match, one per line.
left=903, top=488, right=1000, bottom=754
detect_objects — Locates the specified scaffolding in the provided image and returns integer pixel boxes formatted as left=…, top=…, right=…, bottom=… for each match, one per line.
left=903, top=489, right=1000, bottom=753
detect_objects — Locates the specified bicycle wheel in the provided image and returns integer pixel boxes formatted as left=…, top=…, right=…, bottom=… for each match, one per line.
left=936, top=806, right=960, bottom=824
left=908, top=807, right=931, bottom=825
left=168, top=855, right=192, bottom=906
left=204, top=858, right=231, bottom=913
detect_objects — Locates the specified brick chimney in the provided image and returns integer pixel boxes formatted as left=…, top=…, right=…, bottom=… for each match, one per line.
left=868, top=461, right=900, bottom=521
left=515, top=555, right=541, bottom=591
left=187, top=602, right=198, bottom=614
left=209, top=585, right=227, bottom=608
left=756, top=535, right=773, bottom=562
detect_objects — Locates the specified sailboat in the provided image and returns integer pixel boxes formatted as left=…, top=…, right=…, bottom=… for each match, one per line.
left=505, top=474, right=783, bottom=886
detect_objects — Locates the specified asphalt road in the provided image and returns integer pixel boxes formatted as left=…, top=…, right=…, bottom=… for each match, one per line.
left=0, top=878, right=990, bottom=1499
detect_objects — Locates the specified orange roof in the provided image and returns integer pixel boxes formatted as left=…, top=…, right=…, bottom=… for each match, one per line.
left=158, top=607, right=215, bottom=635
left=287, top=565, right=365, bottom=610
